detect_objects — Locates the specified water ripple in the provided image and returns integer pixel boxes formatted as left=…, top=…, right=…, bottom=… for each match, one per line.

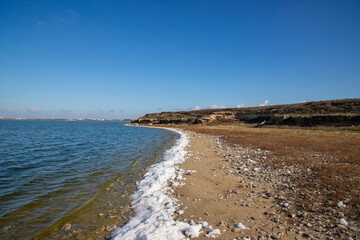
left=0, top=120, right=176, bottom=239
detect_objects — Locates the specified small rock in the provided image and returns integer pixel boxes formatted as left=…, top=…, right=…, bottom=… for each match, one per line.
left=177, top=210, right=184, bottom=214
left=232, top=228, right=241, bottom=233
left=235, top=222, right=248, bottom=229
left=2, top=225, right=11, bottom=232
left=302, top=233, right=311, bottom=238
left=217, top=220, right=226, bottom=227
left=339, top=218, right=348, bottom=226
left=105, top=224, right=116, bottom=232
left=62, top=223, right=71, bottom=231
left=297, top=212, right=304, bottom=218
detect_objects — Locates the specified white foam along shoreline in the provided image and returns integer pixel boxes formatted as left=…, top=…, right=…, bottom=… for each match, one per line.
left=111, top=128, right=203, bottom=240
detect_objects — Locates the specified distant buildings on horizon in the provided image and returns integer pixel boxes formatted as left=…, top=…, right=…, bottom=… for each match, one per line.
left=0, top=117, right=132, bottom=122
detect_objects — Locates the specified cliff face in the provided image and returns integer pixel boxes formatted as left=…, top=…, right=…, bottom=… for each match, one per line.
left=132, top=99, right=360, bottom=127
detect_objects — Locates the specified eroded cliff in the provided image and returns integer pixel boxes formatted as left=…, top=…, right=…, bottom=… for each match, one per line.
left=132, top=99, right=360, bottom=127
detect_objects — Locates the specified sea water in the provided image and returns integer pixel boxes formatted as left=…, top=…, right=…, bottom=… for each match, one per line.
left=111, top=128, right=204, bottom=240
left=0, top=120, right=177, bottom=239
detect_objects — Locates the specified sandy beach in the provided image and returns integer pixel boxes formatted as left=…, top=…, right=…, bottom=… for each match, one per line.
left=167, top=125, right=359, bottom=240
left=171, top=130, right=298, bottom=239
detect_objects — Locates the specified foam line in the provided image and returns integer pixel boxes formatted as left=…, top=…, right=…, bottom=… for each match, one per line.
left=111, top=128, right=202, bottom=240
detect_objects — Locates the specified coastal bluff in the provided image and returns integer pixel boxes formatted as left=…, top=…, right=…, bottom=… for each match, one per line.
left=132, top=99, right=360, bottom=127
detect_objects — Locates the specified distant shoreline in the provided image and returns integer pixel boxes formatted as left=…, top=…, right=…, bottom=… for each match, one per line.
left=0, top=118, right=132, bottom=122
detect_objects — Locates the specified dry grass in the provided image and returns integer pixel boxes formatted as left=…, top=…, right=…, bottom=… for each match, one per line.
left=172, top=124, right=360, bottom=222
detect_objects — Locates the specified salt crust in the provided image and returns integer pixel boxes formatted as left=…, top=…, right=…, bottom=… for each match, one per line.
left=111, top=129, right=203, bottom=240
left=235, top=222, right=248, bottom=229
left=204, top=229, right=221, bottom=238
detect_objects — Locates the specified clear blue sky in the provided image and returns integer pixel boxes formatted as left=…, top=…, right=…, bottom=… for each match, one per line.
left=1, top=0, right=359, bottom=119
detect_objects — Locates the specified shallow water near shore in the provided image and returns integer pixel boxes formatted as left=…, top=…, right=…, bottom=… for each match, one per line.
left=0, top=120, right=177, bottom=239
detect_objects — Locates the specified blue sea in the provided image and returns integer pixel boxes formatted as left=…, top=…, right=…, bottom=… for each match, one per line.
left=0, top=120, right=177, bottom=239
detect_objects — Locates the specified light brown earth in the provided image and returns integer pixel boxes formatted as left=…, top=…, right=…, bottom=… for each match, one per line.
left=168, top=125, right=360, bottom=240
left=172, top=131, right=299, bottom=239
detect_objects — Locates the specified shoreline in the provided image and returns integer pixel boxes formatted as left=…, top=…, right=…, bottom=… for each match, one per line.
left=112, top=126, right=300, bottom=239
left=30, top=124, right=179, bottom=240
left=32, top=123, right=357, bottom=239
left=118, top=124, right=359, bottom=239
left=111, top=128, right=204, bottom=239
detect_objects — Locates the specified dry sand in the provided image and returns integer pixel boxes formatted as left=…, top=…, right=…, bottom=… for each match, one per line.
left=171, top=130, right=301, bottom=239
